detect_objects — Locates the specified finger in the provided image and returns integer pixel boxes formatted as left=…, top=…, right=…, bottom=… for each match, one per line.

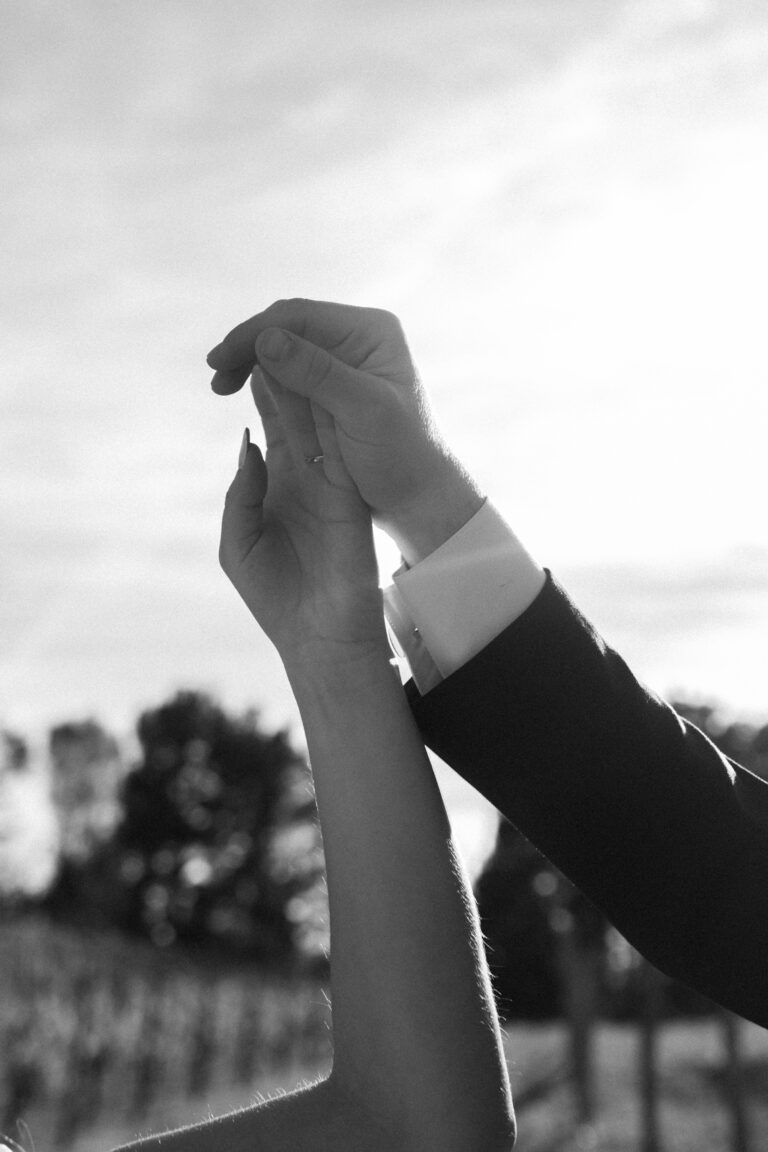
left=310, top=401, right=355, bottom=491
left=262, top=353, right=325, bottom=466
left=208, top=299, right=368, bottom=380
left=253, top=328, right=378, bottom=421
left=207, top=299, right=310, bottom=375
left=211, top=362, right=253, bottom=396
left=207, top=298, right=375, bottom=392
left=262, top=372, right=324, bottom=473
left=250, top=367, right=286, bottom=459
left=207, top=299, right=322, bottom=395
left=208, top=302, right=291, bottom=394
left=220, top=435, right=268, bottom=570
left=250, top=369, right=299, bottom=484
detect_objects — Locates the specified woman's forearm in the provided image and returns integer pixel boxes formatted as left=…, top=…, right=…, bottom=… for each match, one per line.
left=285, top=644, right=515, bottom=1152
left=109, top=643, right=514, bottom=1152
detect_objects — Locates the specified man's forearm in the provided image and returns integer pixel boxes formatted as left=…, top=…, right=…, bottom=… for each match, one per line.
left=285, top=647, right=515, bottom=1152
left=407, top=571, right=768, bottom=1028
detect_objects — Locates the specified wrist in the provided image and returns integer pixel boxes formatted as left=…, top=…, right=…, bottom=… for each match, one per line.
left=282, top=638, right=395, bottom=697
left=381, top=455, right=485, bottom=568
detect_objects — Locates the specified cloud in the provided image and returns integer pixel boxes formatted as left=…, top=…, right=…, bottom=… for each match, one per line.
left=3, top=0, right=768, bottom=744
left=554, top=550, right=768, bottom=715
left=561, top=548, right=768, bottom=635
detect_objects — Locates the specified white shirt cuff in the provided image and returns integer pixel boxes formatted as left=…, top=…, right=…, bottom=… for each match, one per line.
left=382, top=498, right=545, bottom=695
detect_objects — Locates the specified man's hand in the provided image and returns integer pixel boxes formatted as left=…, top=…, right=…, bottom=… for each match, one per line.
left=207, top=299, right=484, bottom=566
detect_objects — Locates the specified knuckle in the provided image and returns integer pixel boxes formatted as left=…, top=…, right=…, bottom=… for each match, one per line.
left=267, top=297, right=311, bottom=338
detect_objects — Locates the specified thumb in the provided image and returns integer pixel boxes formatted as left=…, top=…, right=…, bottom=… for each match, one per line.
left=254, top=328, right=374, bottom=419
left=220, top=430, right=268, bottom=572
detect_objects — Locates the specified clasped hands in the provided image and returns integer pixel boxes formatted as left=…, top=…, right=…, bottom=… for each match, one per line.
left=213, top=299, right=484, bottom=670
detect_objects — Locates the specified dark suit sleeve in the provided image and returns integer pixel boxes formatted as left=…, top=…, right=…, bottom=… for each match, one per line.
left=406, top=570, right=768, bottom=1028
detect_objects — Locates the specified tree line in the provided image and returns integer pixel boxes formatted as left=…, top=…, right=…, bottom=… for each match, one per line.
left=2, top=691, right=767, bottom=1016
left=1, top=691, right=327, bottom=975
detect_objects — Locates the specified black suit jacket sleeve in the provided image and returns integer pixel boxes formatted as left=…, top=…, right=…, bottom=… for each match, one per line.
left=406, top=570, right=768, bottom=1028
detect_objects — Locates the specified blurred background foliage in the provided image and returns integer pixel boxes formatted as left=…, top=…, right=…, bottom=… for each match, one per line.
left=38, top=691, right=327, bottom=970
left=476, top=698, right=768, bottom=1023
left=7, top=685, right=767, bottom=1015
left=2, top=691, right=768, bottom=1149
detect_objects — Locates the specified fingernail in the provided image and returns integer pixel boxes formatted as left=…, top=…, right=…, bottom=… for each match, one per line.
left=257, top=328, right=291, bottom=361
left=238, top=427, right=250, bottom=469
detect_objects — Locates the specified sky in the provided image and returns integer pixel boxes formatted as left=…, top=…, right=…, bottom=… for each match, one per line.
left=2, top=0, right=768, bottom=881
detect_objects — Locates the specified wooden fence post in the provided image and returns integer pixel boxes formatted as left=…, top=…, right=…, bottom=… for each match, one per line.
left=551, top=906, right=599, bottom=1124
left=719, top=1007, right=750, bottom=1152
left=639, top=959, right=664, bottom=1152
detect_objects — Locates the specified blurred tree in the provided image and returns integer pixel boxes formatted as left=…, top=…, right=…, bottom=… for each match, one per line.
left=1, top=732, right=28, bottom=773
left=0, top=732, right=28, bottom=900
left=42, top=691, right=326, bottom=970
left=475, top=818, right=564, bottom=1019
left=476, top=818, right=605, bottom=1118
left=0, top=731, right=58, bottom=907
left=49, top=720, right=125, bottom=863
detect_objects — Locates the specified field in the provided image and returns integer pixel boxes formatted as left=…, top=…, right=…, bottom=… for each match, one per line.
left=2, top=913, right=767, bottom=1152
left=502, top=1021, right=768, bottom=1151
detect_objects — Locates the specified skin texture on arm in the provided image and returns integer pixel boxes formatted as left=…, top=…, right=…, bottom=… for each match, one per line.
left=111, top=372, right=515, bottom=1151
left=107, top=1079, right=362, bottom=1152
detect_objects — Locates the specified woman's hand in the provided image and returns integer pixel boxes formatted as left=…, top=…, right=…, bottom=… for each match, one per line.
left=219, top=369, right=389, bottom=670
